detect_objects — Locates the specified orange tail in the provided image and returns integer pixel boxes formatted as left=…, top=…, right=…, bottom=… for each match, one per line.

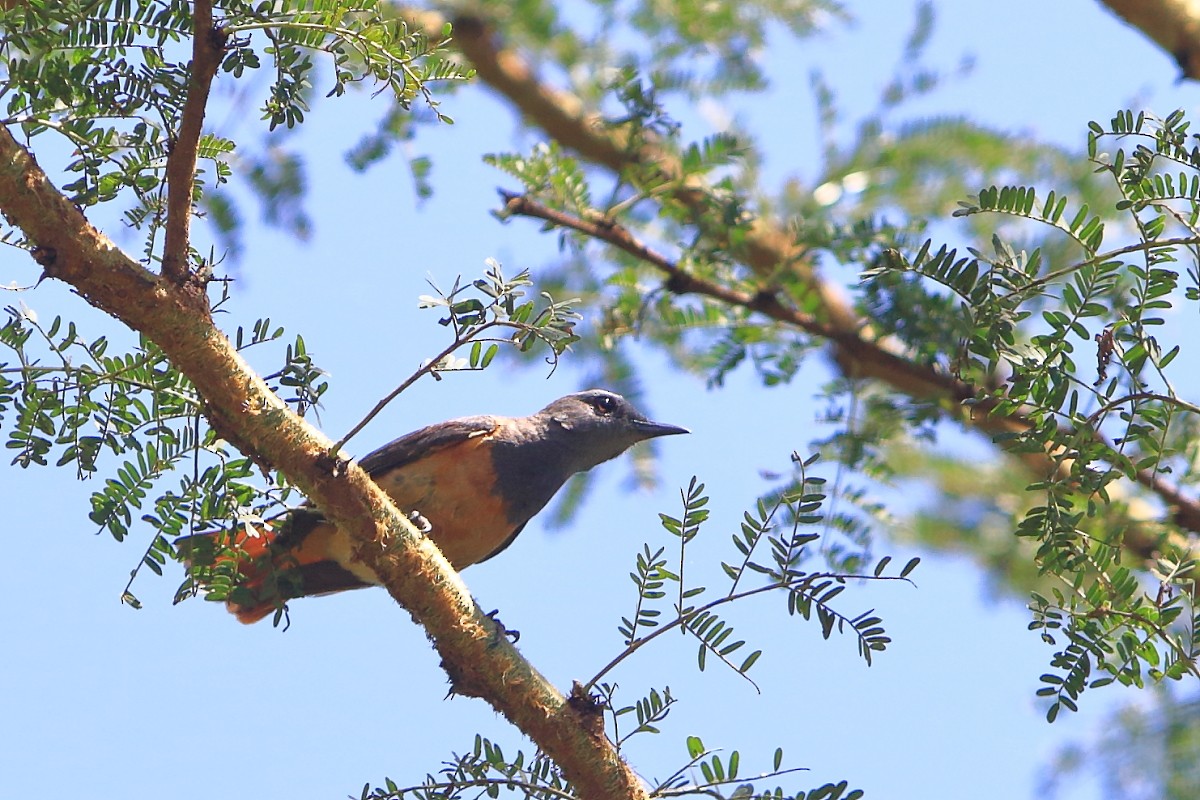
left=178, top=515, right=372, bottom=625
left=177, top=525, right=297, bottom=625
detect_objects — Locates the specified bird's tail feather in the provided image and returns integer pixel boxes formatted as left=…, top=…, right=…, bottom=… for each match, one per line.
left=177, top=515, right=373, bottom=625
left=176, top=525, right=294, bottom=624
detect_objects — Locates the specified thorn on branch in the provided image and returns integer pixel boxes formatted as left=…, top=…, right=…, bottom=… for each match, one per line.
left=441, top=651, right=490, bottom=699
left=30, top=245, right=56, bottom=269
left=1094, top=327, right=1115, bottom=386
left=751, top=287, right=781, bottom=309
left=663, top=272, right=692, bottom=294
left=208, top=23, right=229, bottom=53
left=567, top=681, right=607, bottom=739
left=315, top=449, right=349, bottom=478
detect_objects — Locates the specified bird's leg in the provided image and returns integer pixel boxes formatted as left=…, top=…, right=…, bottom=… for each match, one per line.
left=406, top=510, right=432, bottom=533
left=484, top=608, right=520, bottom=643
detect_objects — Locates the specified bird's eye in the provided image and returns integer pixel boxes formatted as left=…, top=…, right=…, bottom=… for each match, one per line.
left=592, top=394, right=618, bottom=415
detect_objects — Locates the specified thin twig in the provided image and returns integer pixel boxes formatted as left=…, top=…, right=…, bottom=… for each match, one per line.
left=651, top=752, right=714, bottom=796
left=583, top=572, right=912, bottom=694
left=653, top=768, right=812, bottom=799
left=498, top=191, right=843, bottom=339
left=1085, top=391, right=1200, bottom=426
left=1059, top=568, right=1200, bottom=679
left=1001, top=236, right=1200, bottom=302
left=161, top=1, right=226, bottom=284
left=329, top=321, right=503, bottom=456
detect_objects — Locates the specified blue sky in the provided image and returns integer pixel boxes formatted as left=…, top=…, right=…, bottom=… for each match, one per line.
left=5, top=2, right=1200, bottom=799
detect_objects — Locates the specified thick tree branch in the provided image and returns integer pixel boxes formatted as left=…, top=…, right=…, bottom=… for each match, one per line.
left=499, top=192, right=1200, bottom=562
left=0, top=126, right=644, bottom=800
left=161, top=0, right=226, bottom=284
left=406, top=9, right=861, bottom=331
left=1099, top=0, right=1200, bottom=79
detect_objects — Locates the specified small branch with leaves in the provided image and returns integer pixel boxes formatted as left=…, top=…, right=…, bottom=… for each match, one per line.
left=330, top=262, right=579, bottom=455
left=586, top=465, right=919, bottom=695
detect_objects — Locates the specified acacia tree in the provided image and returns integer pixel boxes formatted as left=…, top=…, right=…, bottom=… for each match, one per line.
left=4, top=1, right=1200, bottom=799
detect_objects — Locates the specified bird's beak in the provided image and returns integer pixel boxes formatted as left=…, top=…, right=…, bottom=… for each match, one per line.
left=632, top=419, right=690, bottom=439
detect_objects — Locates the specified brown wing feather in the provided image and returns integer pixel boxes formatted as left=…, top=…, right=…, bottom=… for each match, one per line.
left=357, top=416, right=500, bottom=475
left=274, top=416, right=501, bottom=549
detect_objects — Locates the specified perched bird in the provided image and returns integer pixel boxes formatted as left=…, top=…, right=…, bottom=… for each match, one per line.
left=180, top=389, right=689, bottom=623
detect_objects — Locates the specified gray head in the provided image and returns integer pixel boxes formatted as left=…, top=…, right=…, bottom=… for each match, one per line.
left=487, top=389, right=688, bottom=529
left=533, top=389, right=689, bottom=472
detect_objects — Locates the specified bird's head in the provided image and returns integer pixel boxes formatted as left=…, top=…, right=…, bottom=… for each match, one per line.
left=537, top=389, right=689, bottom=471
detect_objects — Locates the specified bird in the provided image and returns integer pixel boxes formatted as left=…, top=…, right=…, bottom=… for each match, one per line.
left=179, top=389, right=689, bottom=623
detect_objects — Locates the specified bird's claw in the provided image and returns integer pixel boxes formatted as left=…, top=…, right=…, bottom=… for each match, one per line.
left=485, top=608, right=520, bottom=643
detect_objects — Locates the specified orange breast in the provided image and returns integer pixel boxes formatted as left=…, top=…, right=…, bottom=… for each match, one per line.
left=212, top=431, right=520, bottom=622
left=368, top=433, right=514, bottom=568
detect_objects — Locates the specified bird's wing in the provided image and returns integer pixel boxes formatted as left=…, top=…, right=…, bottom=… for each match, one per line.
left=356, top=415, right=500, bottom=475
left=272, top=416, right=501, bottom=550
